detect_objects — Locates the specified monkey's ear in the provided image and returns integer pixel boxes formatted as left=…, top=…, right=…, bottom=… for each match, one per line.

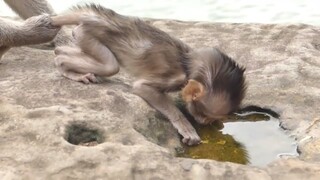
left=182, top=79, right=205, bottom=102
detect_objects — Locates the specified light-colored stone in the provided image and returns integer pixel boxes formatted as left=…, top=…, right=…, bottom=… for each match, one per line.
left=1, top=18, right=320, bottom=179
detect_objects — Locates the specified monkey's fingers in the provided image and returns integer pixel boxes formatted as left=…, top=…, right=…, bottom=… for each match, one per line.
left=85, top=73, right=99, bottom=83
left=41, top=14, right=61, bottom=29
left=75, top=73, right=99, bottom=84
left=181, top=132, right=201, bottom=146
left=78, top=73, right=92, bottom=84
left=182, top=136, right=201, bottom=146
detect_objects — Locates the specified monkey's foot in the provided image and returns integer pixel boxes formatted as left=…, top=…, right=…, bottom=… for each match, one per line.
left=59, top=70, right=99, bottom=84
left=79, top=73, right=99, bottom=84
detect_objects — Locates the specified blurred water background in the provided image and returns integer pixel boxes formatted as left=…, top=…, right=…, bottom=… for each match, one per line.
left=0, top=0, right=319, bottom=25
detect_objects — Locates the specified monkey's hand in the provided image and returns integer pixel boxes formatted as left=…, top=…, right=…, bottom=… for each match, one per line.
left=22, top=14, right=61, bottom=44
left=133, top=81, right=201, bottom=146
left=177, top=122, right=201, bottom=146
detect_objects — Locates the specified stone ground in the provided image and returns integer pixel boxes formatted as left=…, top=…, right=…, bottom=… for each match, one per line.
left=0, top=19, right=320, bottom=179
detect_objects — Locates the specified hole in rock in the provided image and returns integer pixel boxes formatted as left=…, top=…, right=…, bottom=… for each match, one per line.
left=64, top=123, right=105, bottom=146
left=176, top=111, right=298, bottom=167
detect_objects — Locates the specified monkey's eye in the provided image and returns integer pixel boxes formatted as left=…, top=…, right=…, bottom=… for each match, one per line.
left=191, top=102, right=208, bottom=118
left=192, top=101, right=227, bottom=121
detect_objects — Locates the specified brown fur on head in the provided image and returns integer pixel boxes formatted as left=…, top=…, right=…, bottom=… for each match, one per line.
left=182, top=48, right=246, bottom=124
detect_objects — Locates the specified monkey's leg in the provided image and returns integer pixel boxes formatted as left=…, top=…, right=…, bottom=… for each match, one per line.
left=5, top=0, right=72, bottom=46
left=54, top=45, right=118, bottom=83
left=55, top=46, right=106, bottom=76
left=73, top=25, right=119, bottom=69
left=54, top=54, right=100, bottom=84
left=133, top=80, right=201, bottom=146
left=5, top=0, right=54, bottom=18
left=55, top=25, right=119, bottom=81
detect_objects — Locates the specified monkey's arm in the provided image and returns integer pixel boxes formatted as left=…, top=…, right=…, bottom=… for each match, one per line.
left=133, top=80, right=201, bottom=146
left=0, top=18, right=21, bottom=47
left=5, top=0, right=54, bottom=19
left=0, top=15, right=59, bottom=47
left=53, top=24, right=119, bottom=84
left=0, top=19, right=19, bottom=59
left=5, top=0, right=72, bottom=46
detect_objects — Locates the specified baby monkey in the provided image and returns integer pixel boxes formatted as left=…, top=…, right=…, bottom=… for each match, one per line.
left=51, top=4, right=246, bottom=145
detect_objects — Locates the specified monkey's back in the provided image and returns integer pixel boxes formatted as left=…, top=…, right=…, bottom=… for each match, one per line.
left=75, top=4, right=190, bottom=83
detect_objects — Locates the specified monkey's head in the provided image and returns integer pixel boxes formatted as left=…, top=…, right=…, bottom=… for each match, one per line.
left=182, top=48, right=246, bottom=125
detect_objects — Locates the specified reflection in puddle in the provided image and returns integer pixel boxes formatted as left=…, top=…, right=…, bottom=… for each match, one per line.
left=176, top=112, right=298, bottom=167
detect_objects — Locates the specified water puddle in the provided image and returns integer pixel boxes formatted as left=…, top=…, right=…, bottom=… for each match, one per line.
left=176, top=112, right=298, bottom=167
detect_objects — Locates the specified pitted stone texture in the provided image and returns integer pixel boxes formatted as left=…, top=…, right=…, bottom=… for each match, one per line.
left=1, top=18, right=320, bottom=179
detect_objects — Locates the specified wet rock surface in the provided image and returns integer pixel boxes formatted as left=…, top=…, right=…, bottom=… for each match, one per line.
left=1, top=18, right=320, bottom=179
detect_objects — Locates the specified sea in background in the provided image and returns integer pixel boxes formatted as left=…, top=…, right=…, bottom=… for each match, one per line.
left=0, top=0, right=320, bottom=26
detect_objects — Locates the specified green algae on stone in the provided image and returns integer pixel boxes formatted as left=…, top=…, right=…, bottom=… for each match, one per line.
left=176, top=113, right=272, bottom=165
left=176, top=123, right=250, bottom=165
left=174, top=95, right=253, bottom=164
left=173, top=96, right=296, bottom=166
left=176, top=112, right=298, bottom=167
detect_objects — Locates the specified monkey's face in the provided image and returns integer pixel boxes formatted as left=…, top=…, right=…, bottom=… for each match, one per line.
left=182, top=79, right=234, bottom=125
left=186, top=92, right=232, bottom=124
